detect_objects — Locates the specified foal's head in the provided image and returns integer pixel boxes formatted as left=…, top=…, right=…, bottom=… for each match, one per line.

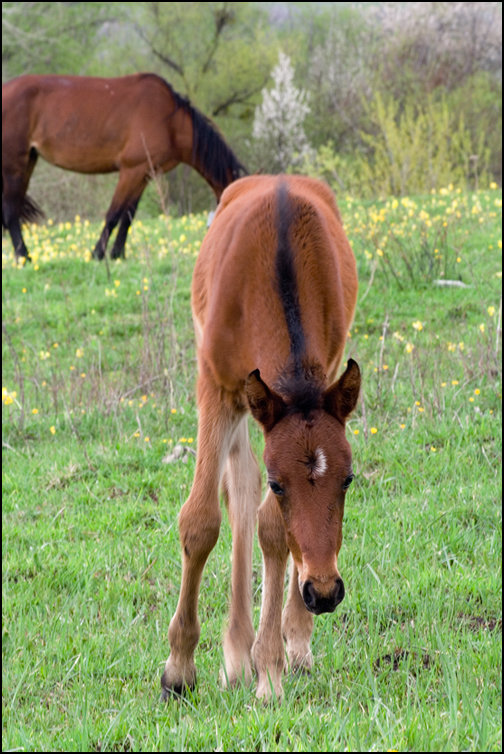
left=246, top=359, right=360, bottom=615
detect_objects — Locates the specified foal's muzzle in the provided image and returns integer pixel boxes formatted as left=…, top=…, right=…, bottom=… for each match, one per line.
left=302, top=578, right=345, bottom=615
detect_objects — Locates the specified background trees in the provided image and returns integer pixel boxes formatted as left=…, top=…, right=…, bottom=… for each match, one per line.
left=2, top=1, right=501, bottom=217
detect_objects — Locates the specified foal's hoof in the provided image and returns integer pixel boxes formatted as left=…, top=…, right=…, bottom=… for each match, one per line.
left=160, top=680, right=191, bottom=701
left=287, top=648, right=313, bottom=675
left=255, top=675, right=283, bottom=703
left=160, top=675, right=195, bottom=701
left=160, top=661, right=196, bottom=701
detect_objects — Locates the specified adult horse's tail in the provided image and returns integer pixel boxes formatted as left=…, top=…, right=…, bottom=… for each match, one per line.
left=2, top=181, right=44, bottom=230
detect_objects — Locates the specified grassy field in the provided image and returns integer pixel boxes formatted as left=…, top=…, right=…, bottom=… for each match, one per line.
left=2, top=185, right=502, bottom=752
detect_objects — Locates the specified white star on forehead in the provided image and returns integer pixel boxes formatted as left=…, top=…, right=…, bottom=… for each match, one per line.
left=309, top=447, right=327, bottom=480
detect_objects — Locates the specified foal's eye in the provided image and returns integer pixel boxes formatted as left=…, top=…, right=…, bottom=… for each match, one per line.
left=269, top=481, right=285, bottom=496
left=342, top=474, right=354, bottom=490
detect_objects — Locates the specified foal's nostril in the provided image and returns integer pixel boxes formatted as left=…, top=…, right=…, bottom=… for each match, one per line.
left=333, top=577, right=345, bottom=606
left=302, top=581, right=318, bottom=612
left=302, top=578, right=345, bottom=614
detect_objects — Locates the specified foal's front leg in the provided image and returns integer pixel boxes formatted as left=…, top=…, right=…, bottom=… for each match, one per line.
left=161, top=382, right=238, bottom=697
left=252, top=491, right=289, bottom=700
left=282, top=559, right=314, bottom=672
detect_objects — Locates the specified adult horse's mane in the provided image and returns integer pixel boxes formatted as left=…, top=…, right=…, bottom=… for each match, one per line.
left=153, top=75, right=247, bottom=187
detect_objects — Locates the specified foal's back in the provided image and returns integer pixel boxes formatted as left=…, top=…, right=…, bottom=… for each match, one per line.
left=192, top=174, right=358, bottom=393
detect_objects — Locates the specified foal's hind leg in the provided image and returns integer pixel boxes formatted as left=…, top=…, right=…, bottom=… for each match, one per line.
left=221, top=416, right=262, bottom=686
left=161, top=375, right=241, bottom=697
left=282, top=559, right=314, bottom=672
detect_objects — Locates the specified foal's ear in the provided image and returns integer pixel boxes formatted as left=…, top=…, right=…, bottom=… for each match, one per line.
left=324, top=359, right=361, bottom=423
left=246, top=369, right=286, bottom=432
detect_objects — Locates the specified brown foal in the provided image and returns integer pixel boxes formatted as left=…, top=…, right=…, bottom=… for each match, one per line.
left=162, top=174, right=360, bottom=700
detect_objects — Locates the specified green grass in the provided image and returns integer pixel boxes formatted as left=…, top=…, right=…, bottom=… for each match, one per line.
left=2, top=186, right=502, bottom=752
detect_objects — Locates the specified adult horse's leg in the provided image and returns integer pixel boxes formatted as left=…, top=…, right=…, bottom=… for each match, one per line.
left=92, top=208, right=122, bottom=261
left=252, top=491, right=289, bottom=700
left=282, top=559, right=314, bottom=672
left=161, top=372, right=241, bottom=697
left=110, top=197, right=141, bottom=260
left=93, top=167, right=146, bottom=260
left=221, top=416, right=262, bottom=686
left=2, top=150, right=39, bottom=261
left=2, top=204, right=31, bottom=261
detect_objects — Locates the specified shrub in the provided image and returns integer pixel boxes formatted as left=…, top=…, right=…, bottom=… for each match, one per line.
left=303, top=93, right=491, bottom=198
left=252, top=51, right=313, bottom=173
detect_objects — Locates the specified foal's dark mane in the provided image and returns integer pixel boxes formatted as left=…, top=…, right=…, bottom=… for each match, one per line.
left=150, top=74, right=247, bottom=186
left=274, top=183, right=325, bottom=415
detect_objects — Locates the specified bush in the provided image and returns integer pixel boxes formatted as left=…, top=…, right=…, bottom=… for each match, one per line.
left=359, top=92, right=491, bottom=196
left=303, top=93, right=492, bottom=198
left=252, top=51, right=313, bottom=173
left=303, top=2, right=501, bottom=193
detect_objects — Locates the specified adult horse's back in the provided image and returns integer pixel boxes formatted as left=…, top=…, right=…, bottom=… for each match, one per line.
left=162, top=175, right=361, bottom=701
left=2, top=73, right=246, bottom=260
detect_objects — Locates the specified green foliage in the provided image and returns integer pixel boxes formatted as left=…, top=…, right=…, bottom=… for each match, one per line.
left=358, top=93, right=491, bottom=197
left=444, top=71, right=503, bottom=185
left=300, top=141, right=362, bottom=195
left=304, top=94, right=492, bottom=198
left=1, top=2, right=113, bottom=80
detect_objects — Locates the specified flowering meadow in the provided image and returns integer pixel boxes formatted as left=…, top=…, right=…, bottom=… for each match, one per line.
left=2, top=186, right=502, bottom=752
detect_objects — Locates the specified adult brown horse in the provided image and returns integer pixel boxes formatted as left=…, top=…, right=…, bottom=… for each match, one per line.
left=161, top=174, right=361, bottom=701
left=2, top=73, right=246, bottom=261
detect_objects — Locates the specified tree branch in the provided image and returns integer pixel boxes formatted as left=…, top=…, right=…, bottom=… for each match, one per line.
left=201, top=3, right=235, bottom=75
left=211, top=76, right=270, bottom=117
left=133, top=21, right=185, bottom=78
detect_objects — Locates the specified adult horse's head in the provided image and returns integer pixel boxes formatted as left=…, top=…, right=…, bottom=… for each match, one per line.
left=246, top=357, right=360, bottom=614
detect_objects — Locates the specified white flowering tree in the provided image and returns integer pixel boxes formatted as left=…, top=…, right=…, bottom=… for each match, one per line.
left=252, top=51, right=313, bottom=173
